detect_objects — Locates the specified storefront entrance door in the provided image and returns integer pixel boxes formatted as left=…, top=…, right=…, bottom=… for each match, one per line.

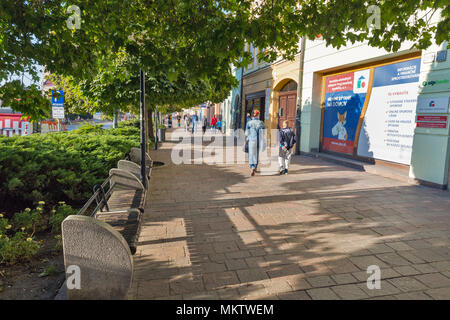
left=278, top=92, right=297, bottom=130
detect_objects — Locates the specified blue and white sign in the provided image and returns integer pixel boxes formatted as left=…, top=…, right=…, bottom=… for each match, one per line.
left=417, top=96, right=449, bottom=114
left=51, top=90, right=64, bottom=106
left=51, top=90, right=65, bottom=119
left=372, top=59, right=421, bottom=88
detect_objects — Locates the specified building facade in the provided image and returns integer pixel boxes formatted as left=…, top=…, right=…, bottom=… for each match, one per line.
left=235, top=15, right=450, bottom=189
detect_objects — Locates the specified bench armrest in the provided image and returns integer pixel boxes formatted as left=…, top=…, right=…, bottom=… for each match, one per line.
left=62, top=215, right=133, bottom=299
left=130, top=147, right=153, bottom=167
left=118, top=159, right=150, bottom=179
left=109, top=168, right=145, bottom=190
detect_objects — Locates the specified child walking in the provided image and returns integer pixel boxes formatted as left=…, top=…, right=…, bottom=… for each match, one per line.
left=278, top=120, right=296, bottom=175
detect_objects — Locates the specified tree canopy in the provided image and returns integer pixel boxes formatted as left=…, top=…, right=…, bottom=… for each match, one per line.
left=0, top=1, right=448, bottom=119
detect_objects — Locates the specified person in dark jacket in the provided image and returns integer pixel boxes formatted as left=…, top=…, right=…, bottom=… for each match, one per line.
left=278, top=120, right=296, bottom=175
left=202, top=116, right=208, bottom=134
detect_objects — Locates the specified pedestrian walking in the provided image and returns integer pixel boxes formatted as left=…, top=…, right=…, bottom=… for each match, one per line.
left=217, top=119, right=222, bottom=133
left=191, top=112, right=198, bottom=133
left=177, top=115, right=181, bottom=127
left=211, top=114, right=217, bottom=134
left=278, top=120, right=296, bottom=175
left=245, top=110, right=265, bottom=176
left=168, top=115, right=172, bottom=128
left=202, top=116, right=208, bottom=134
left=184, top=115, right=190, bottom=132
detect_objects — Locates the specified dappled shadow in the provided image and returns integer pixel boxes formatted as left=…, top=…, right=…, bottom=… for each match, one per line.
left=130, top=128, right=450, bottom=300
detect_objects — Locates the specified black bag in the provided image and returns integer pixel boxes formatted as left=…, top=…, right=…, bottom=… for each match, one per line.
left=244, top=140, right=249, bottom=153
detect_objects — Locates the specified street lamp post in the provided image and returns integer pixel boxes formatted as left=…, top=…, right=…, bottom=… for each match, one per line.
left=295, top=36, right=306, bottom=155
left=140, top=69, right=147, bottom=189
left=154, top=106, right=158, bottom=150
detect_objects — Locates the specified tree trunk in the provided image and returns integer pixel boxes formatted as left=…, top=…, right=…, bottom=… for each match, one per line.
left=113, top=109, right=118, bottom=128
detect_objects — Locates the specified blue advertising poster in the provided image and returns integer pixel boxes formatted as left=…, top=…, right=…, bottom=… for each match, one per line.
left=322, top=69, right=370, bottom=154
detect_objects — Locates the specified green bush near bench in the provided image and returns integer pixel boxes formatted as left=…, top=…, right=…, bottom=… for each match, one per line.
left=0, top=122, right=141, bottom=217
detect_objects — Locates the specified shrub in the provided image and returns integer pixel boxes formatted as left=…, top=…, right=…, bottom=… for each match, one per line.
left=0, top=232, right=41, bottom=265
left=0, top=123, right=140, bottom=216
left=118, top=119, right=140, bottom=128
left=0, top=202, right=75, bottom=265
left=53, top=235, right=63, bottom=252
left=12, top=202, right=46, bottom=235
left=49, top=202, right=76, bottom=234
left=0, top=214, right=10, bottom=235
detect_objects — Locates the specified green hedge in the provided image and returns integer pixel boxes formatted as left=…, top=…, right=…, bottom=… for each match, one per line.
left=0, top=123, right=140, bottom=217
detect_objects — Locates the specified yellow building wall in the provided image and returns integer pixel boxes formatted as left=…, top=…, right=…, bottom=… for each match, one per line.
left=241, top=55, right=302, bottom=145
left=242, top=67, right=272, bottom=128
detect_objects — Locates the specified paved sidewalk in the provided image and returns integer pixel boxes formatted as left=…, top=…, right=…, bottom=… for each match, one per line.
left=129, top=130, right=450, bottom=300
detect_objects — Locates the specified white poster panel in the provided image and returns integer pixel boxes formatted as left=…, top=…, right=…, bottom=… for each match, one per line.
left=357, top=58, right=421, bottom=165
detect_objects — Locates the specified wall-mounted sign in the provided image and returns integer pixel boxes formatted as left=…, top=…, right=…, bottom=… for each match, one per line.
left=417, top=115, right=448, bottom=122
left=436, top=50, right=447, bottom=63
left=419, top=73, right=450, bottom=94
left=417, top=122, right=447, bottom=129
left=417, top=96, right=449, bottom=114
left=416, top=115, right=448, bottom=129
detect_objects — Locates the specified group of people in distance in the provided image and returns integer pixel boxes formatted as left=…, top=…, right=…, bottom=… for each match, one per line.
left=182, top=113, right=222, bottom=134
left=171, top=109, right=296, bottom=177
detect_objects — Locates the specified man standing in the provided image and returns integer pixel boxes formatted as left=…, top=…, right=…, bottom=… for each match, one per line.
left=191, top=112, right=198, bottom=133
left=278, top=120, right=296, bottom=175
left=245, top=110, right=265, bottom=176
